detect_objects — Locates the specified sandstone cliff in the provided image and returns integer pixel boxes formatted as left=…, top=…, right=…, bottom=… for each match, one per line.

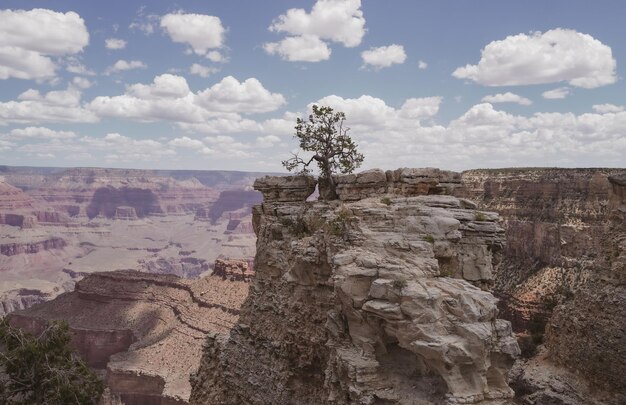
left=190, top=169, right=519, bottom=405
left=9, top=270, right=250, bottom=404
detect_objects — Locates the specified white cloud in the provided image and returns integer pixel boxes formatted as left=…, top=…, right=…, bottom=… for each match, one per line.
left=160, top=13, right=226, bottom=56
left=88, top=74, right=285, bottom=125
left=0, top=86, right=97, bottom=125
left=542, top=87, right=571, bottom=99
left=196, top=76, right=286, bottom=114
left=105, top=38, right=127, bottom=50
left=266, top=0, right=365, bottom=62
left=270, top=0, right=365, bottom=47
left=264, top=35, right=331, bottom=62
left=72, top=76, right=92, bottom=89
left=592, top=103, right=624, bottom=114
left=65, top=57, right=95, bottom=76
left=361, top=44, right=406, bottom=70
left=206, top=50, right=227, bottom=63
left=189, top=63, right=220, bottom=78
left=168, top=136, right=205, bottom=149
left=9, top=126, right=76, bottom=139
left=481, top=92, right=532, bottom=106
left=453, top=28, right=617, bottom=88
left=104, top=59, right=147, bottom=75
left=0, top=8, right=89, bottom=81
left=418, top=60, right=428, bottom=70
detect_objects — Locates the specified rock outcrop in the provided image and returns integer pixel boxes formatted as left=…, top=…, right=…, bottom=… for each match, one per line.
left=191, top=169, right=519, bottom=405
left=0, top=236, right=66, bottom=256
left=213, top=258, right=255, bottom=281
left=9, top=270, right=250, bottom=404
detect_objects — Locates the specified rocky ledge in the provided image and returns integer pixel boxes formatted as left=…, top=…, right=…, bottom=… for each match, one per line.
left=191, top=168, right=519, bottom=405
left=9, top=270, right=250, bottom=405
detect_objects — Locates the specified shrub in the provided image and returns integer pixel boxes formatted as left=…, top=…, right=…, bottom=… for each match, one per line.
left=392, top=280, right=407, bottom=289
left=474, top=211, right=488, bottom=221
left=0, top=319, right=104, bottom=404
left=380, top=197, right=392, bottom=206
left=423, top=234, right=435, bottom=244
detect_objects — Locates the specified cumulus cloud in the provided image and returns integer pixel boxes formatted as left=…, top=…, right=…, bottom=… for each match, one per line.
left=542, top=87, right=571, bottom=99
left=0, top=8, right=89, bottom=80
left=72, top=76, right=93, bottom=89
left=263, top=35, right=331, bottom=62
left=196, top=76, right=286, bottom=114
left=265, top=0, right=365, bottom=62
left=88, top=74, right=285, bottom=125
left=105, top=38, right=127, bottom=50
left=0, top=86, right=97, bottom=125
left=453, top=28, right=617, bottom=88
left=418, top=60, right=428, bottom=70
left=287, top=95, right=626, bottom=171
left=592, top=103, right=624, bottom=114
left=481, top=92, right=532, bottom=106
left=189, top=63, right=220, bottom=78
left=161, top=13, right=226, bottom=56
left=361, top=44, right=406, bottom=70
left=9, top=126, right=76, bottom=140
left=104, top=60, right=147, bottom=75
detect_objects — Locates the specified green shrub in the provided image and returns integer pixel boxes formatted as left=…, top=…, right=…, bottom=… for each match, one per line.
left=392, top=280, right=407, bottom=289
left=423, top=234, right=435, bottom=244
left=474, top=211, right=488, bottom=221
left=0, top=319, right=104, bottom=404
left=380, top=197, right=392, bottom=206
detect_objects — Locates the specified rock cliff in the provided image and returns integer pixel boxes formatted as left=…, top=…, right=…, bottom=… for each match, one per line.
left=9, top=270, right=250, bottom=404
left=190, top=169, right=519, bottom=405
left=457, top=168, right=626, bottom=329
left=544, top=174, right=626, bottom=399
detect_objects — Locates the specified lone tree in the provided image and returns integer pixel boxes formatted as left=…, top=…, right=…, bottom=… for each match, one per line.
left=0, top=319, right=104, bottom=404
left=282, top=105, right=364, bottom=198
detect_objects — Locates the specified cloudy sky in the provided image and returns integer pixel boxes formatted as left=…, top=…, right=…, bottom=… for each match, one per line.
left=0, top=0, right=624, bottom=172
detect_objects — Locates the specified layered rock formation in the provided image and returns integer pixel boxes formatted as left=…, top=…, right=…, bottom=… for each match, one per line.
left=213, top=258, right=255, bottom=281
left=191, top=169, right=519, bottom=405
left=543, top=174, right=626, bottom=399
left=0, top=166, right=259, bottom=317
left=9, top=270, right=250, bottom=404
left=457, top=168, right=626, bottom=329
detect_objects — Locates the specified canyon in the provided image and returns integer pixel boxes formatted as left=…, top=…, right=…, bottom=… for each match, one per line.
left=3, top=166, right=625, bottom=404
left=0, top=166, right=262, bottom=316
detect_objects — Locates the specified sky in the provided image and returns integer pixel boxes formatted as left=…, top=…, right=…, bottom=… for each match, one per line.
left=0, top=0, right=624, bottom=172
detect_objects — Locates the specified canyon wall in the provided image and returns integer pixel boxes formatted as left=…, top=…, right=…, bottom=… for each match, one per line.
left=190, top=169, right=519, bottom=405
left=457, top=168, right=625, bottom=329
left=544, top=174, right=626, bottom=397
left=9, top=270, right=250, bottom=404
left=0, top=166, right=260, bottom=317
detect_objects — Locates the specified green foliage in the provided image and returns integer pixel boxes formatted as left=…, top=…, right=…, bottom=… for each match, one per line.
left=280, top=216, right=309, bottom=238
left=0, top=319, right=104, bottom=404
left=474, top=211, right=488, bottom=221
left=380, top=197, right=392, bottom=206
left=392, top=280, right=407, bottom=290
left=423, top=234, right=435, bottom=244
left=326, top=207, right=356, bottom=237
left=282, top=105, right=364, bottom=195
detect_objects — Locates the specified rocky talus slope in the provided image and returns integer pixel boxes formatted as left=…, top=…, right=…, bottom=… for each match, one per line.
left=190, top=169, right=519, bottom=405
left=9, top=270, right=250, bottom=405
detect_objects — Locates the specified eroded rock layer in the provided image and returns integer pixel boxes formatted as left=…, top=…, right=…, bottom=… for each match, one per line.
left=190, top=169, right=519, bottom=405
left=9, top=270, right=249, bottom=404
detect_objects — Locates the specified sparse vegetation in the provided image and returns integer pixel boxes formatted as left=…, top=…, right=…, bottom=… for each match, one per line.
left=0, top=319, right=104, bottom=404
left=423, top=234, right=435, bottom=244
left=325, top=207, right=356, bottom=237
left=392, top=279, right=407, bottom=289
left=474, top=211, right=488, bottom=221
left=380, top=197, right=392, bottom=206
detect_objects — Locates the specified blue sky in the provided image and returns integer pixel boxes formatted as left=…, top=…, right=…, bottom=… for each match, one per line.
left=0, top=0, right=624, bottom=171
